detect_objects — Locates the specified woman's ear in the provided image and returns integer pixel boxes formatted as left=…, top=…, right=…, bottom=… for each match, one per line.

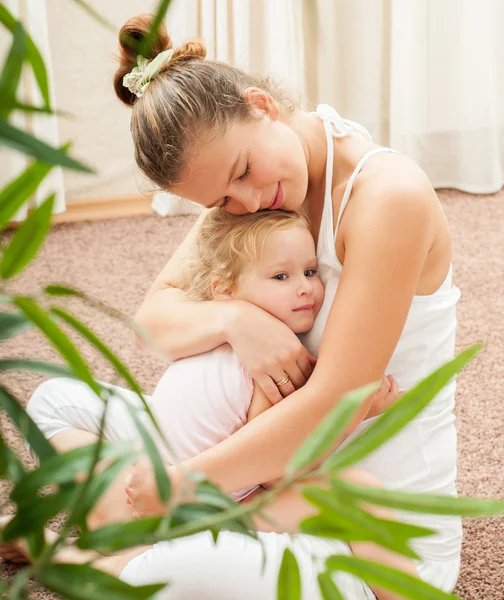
left=243, top=87, right=280, bottom=120
left=210, top=277, right=233, bottom=300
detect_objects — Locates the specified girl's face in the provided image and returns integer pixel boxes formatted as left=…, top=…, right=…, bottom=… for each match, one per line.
left=232, top=226, right=324, bottom=334
left=172, top=96, right=309, bottom=215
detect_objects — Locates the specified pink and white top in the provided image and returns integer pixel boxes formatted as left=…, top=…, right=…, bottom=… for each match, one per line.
left=150, top=344, right=258, bottom=501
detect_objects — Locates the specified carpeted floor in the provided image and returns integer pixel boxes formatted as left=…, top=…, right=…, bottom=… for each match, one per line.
left=0, top=188, right=503, bottom=599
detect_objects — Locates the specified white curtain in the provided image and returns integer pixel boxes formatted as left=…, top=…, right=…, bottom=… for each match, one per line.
left=153, top=0, right=504, bottom=216
left=0, top=0, right=65, bottom=222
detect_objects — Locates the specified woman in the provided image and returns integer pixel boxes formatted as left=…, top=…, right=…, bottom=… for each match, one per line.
left=25, top=13, right=461, bottom=598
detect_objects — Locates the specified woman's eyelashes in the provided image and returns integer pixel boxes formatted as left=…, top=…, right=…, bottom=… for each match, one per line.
left=220, top=161, right=251, bottom=209
left=238, top=161, right=251, bottom=181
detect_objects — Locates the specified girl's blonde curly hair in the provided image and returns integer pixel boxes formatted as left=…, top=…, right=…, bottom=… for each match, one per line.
left=180, top=209, right=310, bottom=301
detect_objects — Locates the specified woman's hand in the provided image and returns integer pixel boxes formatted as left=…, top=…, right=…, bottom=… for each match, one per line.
left=225, top=300, right=317, bottom=403
left=366, top=375, right=401, bottom=418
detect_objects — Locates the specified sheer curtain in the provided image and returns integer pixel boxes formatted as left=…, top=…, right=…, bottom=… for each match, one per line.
left=152, top=0, right=504, bottom=216
left=0, top=0, right=65, bottom=222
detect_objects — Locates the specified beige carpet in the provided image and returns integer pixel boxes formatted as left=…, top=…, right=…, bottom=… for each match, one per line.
left=1, top=189, right=503, bottom=598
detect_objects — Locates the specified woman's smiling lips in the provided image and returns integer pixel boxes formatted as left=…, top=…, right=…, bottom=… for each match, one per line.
left=293, top=304, right=314, bottom=311
left=267, top=183, right=283, bottom=210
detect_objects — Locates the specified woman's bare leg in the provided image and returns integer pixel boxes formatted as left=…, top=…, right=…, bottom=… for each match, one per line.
left=244, top=468, right=419, bottom=600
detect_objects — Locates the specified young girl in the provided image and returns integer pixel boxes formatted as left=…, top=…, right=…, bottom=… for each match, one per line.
left=2, top=208, right=411, bottom=600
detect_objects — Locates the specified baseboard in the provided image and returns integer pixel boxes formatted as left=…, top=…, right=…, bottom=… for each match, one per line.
left=6, top=194, right=155, bottom=229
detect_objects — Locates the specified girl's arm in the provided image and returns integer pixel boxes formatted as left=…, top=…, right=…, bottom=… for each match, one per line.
left=134, top=210, right=315, bottom=402
left=127, top=178, right=437, bottom=511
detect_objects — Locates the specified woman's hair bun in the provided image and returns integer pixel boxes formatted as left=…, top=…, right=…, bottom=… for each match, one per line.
left=113, top=13, right=207, bottom=106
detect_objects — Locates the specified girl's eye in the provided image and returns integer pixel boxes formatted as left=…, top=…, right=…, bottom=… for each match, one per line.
left=305, top=269, right=317, bottom=277
left=239, top=161, right=251, bottom=181
left=221, top=197, right=230, bottom=209
left=273, top=273, right=287, bottom=281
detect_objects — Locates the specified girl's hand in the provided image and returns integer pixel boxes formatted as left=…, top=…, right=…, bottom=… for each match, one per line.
left=225, top=301, right=317, bottom=404
left=366, top=375, right=401, bottom=418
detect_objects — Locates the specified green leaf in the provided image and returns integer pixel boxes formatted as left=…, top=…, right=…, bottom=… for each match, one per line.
left=0, top=160, right=52, bottom=230
left=0, top=97, right=69, bottom=116
left=50, top=307, right=170, bottom=451
left=0, top=22, right=26, bottom=120
left=277, top=548, right=301, bottom=600
left=1, top=193, right=55, bottom=278
left=317, top=572, right=344, bottom=600
left=70, top=451, right=140, bottom=526
left=326, top=555, right=457, bottom=599
left=302, top=487, right=426, bottom=559
left=0, top=359, right=74, bottom=378
left=71, top=0, right=116, bottom=32
left=0, top=4, right=50, bottom=107
left=0, top=311, right=32, bottom=341
left=332, top=479, right=504, bottom=517
left=77, top=517, right=163, bottom=553
left=0, top=384, right=55, bottom=461
left=11, top=442, right=135, bottom=501
left=104, top=387, right=172, bottom=504
left=45, top=284, right=85, bottom=297
left=286, top=383, right=379, bottom=476
left=0, top=121, right=93, bottom=173
left=39, top=563, right=165, bottom=600
left=324, top=345, right=480, bottom=472
left=138, top=0, right=174, bottom=57
left=13, top=297, right=100, bottom=395
left=3, top=487, right=78, bottom=540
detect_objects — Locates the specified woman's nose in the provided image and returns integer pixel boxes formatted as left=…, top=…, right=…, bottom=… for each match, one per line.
left=232, top=186, right=262, bottom=213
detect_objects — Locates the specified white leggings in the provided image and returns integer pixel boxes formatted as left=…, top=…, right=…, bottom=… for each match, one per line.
left=26, top=377, right=458, bottom=599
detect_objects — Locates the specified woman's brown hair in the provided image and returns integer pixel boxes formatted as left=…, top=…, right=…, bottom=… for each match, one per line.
left=113, top=13, right=296, bottom=191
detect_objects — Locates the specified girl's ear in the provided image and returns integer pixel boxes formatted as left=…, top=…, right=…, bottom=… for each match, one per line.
left=210, top=277, right=233, bottom=300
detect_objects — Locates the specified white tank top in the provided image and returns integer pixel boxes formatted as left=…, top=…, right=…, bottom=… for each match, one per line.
left=300, top=105, right=462, bottom=565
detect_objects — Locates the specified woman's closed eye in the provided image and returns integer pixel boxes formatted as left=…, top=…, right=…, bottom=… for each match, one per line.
left=239, top=161, right=251, bottom=181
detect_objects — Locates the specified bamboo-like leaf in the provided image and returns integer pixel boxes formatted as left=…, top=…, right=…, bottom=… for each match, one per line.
left=77, top=517, right=163, bottom=553
left=0, top=121, right=93, bottom=172
left=0, top=22, right=26, bottom=120
left=1, top=193, right=55, bottom=279
left=13, top=297, right=100, bottom=395
left=0, top=4, right=50, bottom=107
left=318, top=572, right=344, bottom=600
left=0, top=384, right=55, bottom=460
left=51, top=307, right=169, bottom=445
left=70, top=0, right=116, bottom=32
left=0, top=97, right=70, bottom=117
left=39, top=563, right=165, bottom=600
left=0, top=311, right=32, bottom=341
left=286, top=383, right=378, bottom=476
left=332, top=479, right=504, bottom=517
left=122, top=400, right=171, bottom=504
left=11, top=442, right=135, bottom=501
left=3, top=487, right=78, bottom=541
left=302, top=487, right=426, bottom=559
left=277, top=548, right=301, bottom=600
left=0, top=161, right=52, bottom=230
left=138, top=0, right=173, bottom=57
left=326, top=555, right=457, bottom=600
left=0, top=359, right=74, bottom=378
left=325, top=345, right=480, bottom=473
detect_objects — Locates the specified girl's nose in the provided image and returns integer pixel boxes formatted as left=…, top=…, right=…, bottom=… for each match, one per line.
left=298, top=279, right=314, bottom=296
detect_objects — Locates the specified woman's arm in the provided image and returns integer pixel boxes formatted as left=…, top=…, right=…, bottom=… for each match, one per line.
left=127, top=179, right=437, bottom=513
left=134, top=211, right=316, bottom=401
left=175, top=180, right=435, bottom=487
